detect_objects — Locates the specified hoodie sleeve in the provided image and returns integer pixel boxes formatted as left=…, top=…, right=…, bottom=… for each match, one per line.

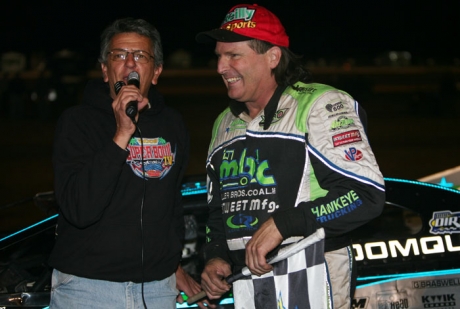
left=52, top=104, right=129, bottom=228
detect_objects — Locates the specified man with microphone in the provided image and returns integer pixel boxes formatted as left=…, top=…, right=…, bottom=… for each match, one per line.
left=48, top=18, right=210, bottom=308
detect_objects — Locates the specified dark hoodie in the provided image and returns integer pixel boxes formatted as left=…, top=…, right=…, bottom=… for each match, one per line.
left=48, top=79, right=189, bottom=282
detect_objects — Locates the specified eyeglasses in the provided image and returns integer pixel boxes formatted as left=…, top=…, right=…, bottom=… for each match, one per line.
left=107, top=49, right=154, bottom=64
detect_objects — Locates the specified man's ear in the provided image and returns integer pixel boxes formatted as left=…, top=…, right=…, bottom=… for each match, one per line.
left=101, top=63, right=109, bottom=82
left=268, top=46, right=282, bottom=69
left=151, top=64, right=163, bottom=85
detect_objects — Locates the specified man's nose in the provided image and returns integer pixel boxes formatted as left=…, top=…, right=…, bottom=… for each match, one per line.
left=124, top=53, right=137, bottom=67
left=217, top=58, right=228, bottom=75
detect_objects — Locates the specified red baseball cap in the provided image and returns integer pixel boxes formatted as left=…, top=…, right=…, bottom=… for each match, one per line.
left=196, top=4, right=289, bottom=47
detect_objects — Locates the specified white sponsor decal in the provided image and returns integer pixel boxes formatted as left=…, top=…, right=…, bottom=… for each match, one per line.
left=353, top=235, right=460, bottom=261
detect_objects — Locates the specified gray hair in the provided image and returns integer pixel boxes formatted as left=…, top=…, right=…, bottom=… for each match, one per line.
left=98, top=17, right=163, bottom=67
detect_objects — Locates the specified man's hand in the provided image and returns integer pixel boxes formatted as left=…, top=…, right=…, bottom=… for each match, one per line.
left=112, top=84, right=149, bottom=149
left=201, top=258, right=232, bottom=300
left=175, top=265, right=214, bottom=309
left=245, top=217, right=283, bottom=276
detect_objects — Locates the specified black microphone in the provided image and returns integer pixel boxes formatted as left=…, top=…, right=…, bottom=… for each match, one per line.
left=114, top=81, right=125, bottom=95
left=126, top=71, right=140, bottom=122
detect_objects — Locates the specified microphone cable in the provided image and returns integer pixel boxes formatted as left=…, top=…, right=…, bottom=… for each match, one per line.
left=136, top=122, right=148, bottom=309
left=115, top=80, right=148, bottom=308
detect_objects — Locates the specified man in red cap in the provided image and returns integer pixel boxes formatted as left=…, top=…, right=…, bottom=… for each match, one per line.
left=196, top=4, right=385, bottom=308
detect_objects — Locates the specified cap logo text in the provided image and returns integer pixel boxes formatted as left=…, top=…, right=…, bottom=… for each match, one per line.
left=223, top=7, right=255, bottom=23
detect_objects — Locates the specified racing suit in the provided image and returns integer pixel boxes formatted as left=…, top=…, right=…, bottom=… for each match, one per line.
left=204, top=82, right=385, bottom=308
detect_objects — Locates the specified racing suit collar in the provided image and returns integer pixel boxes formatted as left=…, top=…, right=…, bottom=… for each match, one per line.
left=229, top=84, right=287, bottom=130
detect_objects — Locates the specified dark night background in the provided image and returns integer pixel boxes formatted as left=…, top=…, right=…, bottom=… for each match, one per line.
left=1, top=1, right=460, bottom=231
left=1, top=1, right=459, bottom=66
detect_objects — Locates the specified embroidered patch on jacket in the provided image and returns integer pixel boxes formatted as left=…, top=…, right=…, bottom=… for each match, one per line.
left=227, top=118, right=247, bottom=133
left=332, top=130, right=362, bottom=147
left=260, top=108, right=290, bottom=127
left=325, top=101, right=345, bottom=113
left=344, top=147, right=363, bottom=161
left=330, top=116, right=356, bottom=131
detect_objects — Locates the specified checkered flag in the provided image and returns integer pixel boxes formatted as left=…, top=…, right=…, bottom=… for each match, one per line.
left=188, top=228, right=328, bottom=308
left=232, top=228, right=328, bottom=309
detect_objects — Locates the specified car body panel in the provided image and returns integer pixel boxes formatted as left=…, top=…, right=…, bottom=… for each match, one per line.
left=1, top=177, right=460, bottom=308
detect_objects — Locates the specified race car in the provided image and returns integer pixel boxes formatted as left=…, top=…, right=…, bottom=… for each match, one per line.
left=1, top=176, right=460, bottom=309
left=350, top=177, right=460, bottom=309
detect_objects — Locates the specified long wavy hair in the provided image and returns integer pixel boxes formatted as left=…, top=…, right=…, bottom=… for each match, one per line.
left=248, top=40, right=312, bottom=86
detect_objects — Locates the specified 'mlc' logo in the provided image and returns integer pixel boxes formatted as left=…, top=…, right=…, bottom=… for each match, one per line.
left=220, top=148, right=275, bottom=188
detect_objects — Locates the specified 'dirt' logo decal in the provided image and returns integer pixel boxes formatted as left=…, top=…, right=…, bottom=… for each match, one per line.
left=429, top=210, right=460, bottom=234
